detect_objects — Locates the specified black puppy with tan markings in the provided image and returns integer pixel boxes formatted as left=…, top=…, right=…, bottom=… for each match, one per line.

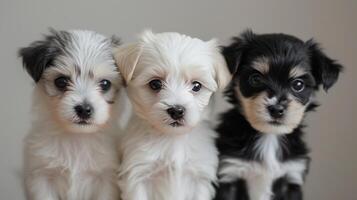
left=214, top=30, right=343, bottom=200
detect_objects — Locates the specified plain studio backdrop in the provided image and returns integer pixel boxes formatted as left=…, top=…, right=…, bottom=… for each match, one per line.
left=0, top=0, right=356, bottom=199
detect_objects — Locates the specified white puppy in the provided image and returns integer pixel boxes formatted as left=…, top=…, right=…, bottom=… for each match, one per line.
left=115, top=31, right=230, bottom=200
left=19, top=29, right=122, bottom=200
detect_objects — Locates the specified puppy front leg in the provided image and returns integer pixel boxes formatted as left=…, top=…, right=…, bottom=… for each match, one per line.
left=193, top=179, right=216, bottom=200
left=119, top=178, right=149, bottom=200
left=25, top=174, right=66, bottom=200
left=247, top=175, right=273, bottom=200
left=92, top=171, right=119, bottom=200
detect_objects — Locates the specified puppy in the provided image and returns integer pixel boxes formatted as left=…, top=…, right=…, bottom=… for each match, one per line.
left=19, top=29, right=122, bottom=200
left=115, top=30, right=230, bottom=200
left=214, top=30, right=343, bottom=200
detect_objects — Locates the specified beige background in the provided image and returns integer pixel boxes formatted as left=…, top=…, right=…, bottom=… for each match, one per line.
left=0, top=0, right=356, bottom=199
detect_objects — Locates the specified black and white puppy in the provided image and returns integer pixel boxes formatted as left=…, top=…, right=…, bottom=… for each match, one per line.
left=19, top=29, right=122, bottom=200
left=214, top=30, right=343, bottom=200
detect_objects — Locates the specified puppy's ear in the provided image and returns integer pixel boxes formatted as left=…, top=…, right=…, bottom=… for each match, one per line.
left=208, top=39, right=232, bottom=90
left=114, top=43, right=142, bottom=85
left=306, top=39, right=343, bottom=91
left=18, top=37, right=60, bottom=82
left=222, top=30, right=254, bottom=74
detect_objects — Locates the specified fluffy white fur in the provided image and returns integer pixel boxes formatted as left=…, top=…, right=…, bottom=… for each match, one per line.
left=22, top=30, right=121, bottom=200
left=115, top=30, right=230, bottom=200
left=219, top=135, right=308, bottom=200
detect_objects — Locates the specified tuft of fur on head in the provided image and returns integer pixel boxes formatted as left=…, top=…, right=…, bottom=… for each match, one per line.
left=115, top=30, right=230, bottom=134
left=19, top=29, right=122, bottom=134
left=223, top=30, right=343, bottom=134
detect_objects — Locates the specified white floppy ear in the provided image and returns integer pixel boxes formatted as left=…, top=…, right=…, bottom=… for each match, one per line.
left=114, top=43, right=142, bottom=85
left=208, top=39, right=232, bottom=90
left=214, top=53, right=231, bottom=90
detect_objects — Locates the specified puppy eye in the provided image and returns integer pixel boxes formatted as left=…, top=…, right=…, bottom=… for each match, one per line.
left=54, top=76, right=70, bottom=91
left=291, top=79, right=305, bottom=92
left=99, top=79, right=111, bottom=92
left=248, top=73, right=264, bottom=87
left=149, top=79, right=162, bottom=91
left=192, top=81, right=202, bottom=92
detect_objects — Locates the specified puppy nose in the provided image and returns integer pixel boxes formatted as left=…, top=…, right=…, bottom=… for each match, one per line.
left=268, top=105, right=285, bottom=119
left=74, top=103, right=93, bottom=119
left=167, top=105, right=185, bottom=120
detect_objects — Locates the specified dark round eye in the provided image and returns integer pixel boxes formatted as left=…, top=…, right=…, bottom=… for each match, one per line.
left=192, top=81, right=202, bottom=92
left=149, top=79, right=162, bottom=91
left=99, top=79, right=111, bottom=92
left=54, top=76, right=70, bottom=91
left=248, top=73, right=264, bottom=87
left=291, top=79, right=305, bottom=92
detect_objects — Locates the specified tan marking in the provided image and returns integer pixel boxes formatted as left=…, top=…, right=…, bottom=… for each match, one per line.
left=235, top=86, right=308, bottom=134
left=252, top=57, right=270, bottom=74
left=289, top=67, right=306, bottom=78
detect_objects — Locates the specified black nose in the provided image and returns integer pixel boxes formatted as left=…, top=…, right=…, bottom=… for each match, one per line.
left=268, top=105, right=285, bottom=119
left=74, top=103, right=93, bottom=119
left=167, top=105, right=185, bottom=120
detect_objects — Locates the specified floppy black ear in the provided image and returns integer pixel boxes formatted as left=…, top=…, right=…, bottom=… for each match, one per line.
left=222, top=39, right=243, bottom=74
left=306, top=39, right=343, bottom=91
left=18, top=37, right=60, bottom=82
left=222, top=30, right=255, bottom=74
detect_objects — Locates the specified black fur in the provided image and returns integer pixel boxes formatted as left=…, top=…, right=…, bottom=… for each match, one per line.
left=215, top=30, right=342, bottom=200
left=111, top=35, right=122, bottom=47
left=272, top=177, right=303, bottom=200
left=18, top=29, right=121, bottom=82
left=18, top=29, right=72, bottom=82
left=216, top=109, right=310, bottom=163
left=306, top=39, right=343, bottom=91
left=215, top=179, right=249, bottom=200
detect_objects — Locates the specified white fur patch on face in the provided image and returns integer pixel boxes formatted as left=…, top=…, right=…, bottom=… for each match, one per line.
left=126, top=32, right=222, bottom=134
left=252, top=57, right=270, bottom=74
left=40, top=30, right=121, bottom=133
left=236, top=87, right=307, bottom=134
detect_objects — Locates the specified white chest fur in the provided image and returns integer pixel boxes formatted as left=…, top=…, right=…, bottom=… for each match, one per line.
left=24, top=127, right=119, bottom=200
left=219, top=135, right=307, bottom=200
left=26, top=130, right=118, bottom=172
left=118, top=119, right=218, bottom=200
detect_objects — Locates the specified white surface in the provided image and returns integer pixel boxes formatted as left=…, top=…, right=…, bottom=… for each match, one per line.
left=0, top=0, right=356, bottom=199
